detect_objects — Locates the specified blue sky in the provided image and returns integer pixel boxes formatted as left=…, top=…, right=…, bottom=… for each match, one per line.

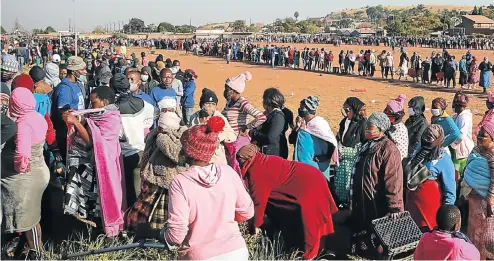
left=1, top=0, right=490, bottom=32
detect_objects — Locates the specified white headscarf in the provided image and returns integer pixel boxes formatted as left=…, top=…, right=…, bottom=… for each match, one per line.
left=44, top=63, right=61, bottom=87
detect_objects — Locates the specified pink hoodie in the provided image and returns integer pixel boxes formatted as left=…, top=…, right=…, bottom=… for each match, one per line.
left=414, top=230, right=480, bottom=260
left=9, top=88, right=48, bottom=173
left=165, top=164, right=254, bottom=260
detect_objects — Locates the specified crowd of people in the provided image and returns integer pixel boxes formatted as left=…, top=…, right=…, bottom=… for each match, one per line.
left=0, top=35, right=493, bottom=261
left=247, top=34, right=494, bottom=50
left=194, top=39, right=494, bottom=93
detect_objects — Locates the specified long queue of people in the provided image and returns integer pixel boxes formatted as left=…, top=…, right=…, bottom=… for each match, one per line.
left=196, top=40, right=494, bottom=93
left=1, top=40, right=493, bottom=261
left=248, top=35, right=494, bottom=50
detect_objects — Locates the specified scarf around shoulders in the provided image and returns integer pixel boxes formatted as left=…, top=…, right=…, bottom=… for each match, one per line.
left=302, top=116, right=339, bottom=164
left=338, top=116, right=366, bottom=148
left=141, top=126, right=188, bottom=189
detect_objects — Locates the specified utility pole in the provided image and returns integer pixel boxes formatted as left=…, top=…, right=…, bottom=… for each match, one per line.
left=72, top=0, right=75, bottom=33
left=69, top=18, right=71, bottom=32
left=114, top=22, right=116, bottom=32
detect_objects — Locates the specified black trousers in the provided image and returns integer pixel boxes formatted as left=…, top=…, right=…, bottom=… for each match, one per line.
left=446, top=72, right=457, bottom=88
left=123, top=153, right=140, bottom=207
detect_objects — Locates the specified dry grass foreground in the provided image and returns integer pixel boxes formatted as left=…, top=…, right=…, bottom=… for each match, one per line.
left=43, top=224, right=303, bottom=260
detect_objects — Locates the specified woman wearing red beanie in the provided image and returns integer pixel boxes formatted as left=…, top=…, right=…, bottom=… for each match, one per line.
left=146, top=116, right=254, bottom=260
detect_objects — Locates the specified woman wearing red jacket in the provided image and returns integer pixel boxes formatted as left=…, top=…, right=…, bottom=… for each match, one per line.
left=237, top=144, right=338, bottom=259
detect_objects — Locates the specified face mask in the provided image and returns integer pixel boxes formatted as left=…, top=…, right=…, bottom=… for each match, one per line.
left=365, top=129, right=381, bottom=140
left=387, top=115, right=396, bottom=124
left=77, top=75, right=87, bottom=83
left=158, top=111, right=181, bottom=130
left=141, top=74, right=149, bottom=82
left=298, top=108, right=310, bottom=118
left=431, top=109, right=441, bottom=117
left=408, top=107, right=415, bottom=116
left=130, top=83, right=139, bottom=92
left=174, top=66, right=180, bottom=71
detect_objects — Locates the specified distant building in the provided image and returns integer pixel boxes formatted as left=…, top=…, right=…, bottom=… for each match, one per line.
left=307, top=17, right=325, bottom=22
left=458, top=15, right=494, bottom=35
left=351, top=28, right=377, bottom=37
left=195, top=29, right=225, bottom=39
left=336, top=28, right=353, bottom=36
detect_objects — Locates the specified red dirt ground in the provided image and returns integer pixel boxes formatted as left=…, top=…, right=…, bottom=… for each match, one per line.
left=129, top=44, right=493, bottom=137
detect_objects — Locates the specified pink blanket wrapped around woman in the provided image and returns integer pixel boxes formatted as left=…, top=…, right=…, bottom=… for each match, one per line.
left=86, top=109, right=126, bottom=237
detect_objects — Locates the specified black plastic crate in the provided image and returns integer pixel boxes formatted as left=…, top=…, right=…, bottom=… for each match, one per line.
left=371, top=211, right=422, bottom=258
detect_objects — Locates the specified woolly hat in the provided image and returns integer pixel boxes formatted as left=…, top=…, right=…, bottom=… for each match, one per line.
left=1, top=54, right=19, bottom=72
left=387, top=94, right=406, bottom=113
left=181, top=116, right=225, bottom=163
left=200, top=88, right=218, bottom=107
left=29, top=66, right=46, bottom=83
left=302, top=96, right=320, bottom=112
left=12, top=74, right=34, bottom=92
left=368, top=112, right=391, bottom=132
left=226, top=71, right=252, bottom=94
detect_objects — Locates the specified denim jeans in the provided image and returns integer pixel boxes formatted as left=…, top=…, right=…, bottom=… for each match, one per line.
left=182, top=107, right=194, bottom=126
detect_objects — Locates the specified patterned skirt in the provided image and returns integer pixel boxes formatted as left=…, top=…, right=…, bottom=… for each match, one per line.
left=467, top=192, right=494, bottom=260
left=335, top=145, right=359, bottom=204
left=126, top=180, right=169, bottom=231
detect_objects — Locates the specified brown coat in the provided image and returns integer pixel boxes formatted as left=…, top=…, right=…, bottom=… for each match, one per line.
left=351, top=136, right=404, bottom=231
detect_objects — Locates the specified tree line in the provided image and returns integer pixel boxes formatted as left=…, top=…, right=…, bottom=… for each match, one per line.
left=31, top=26, right=57, bottom=35
left=91, top=18, right=197, bottom=34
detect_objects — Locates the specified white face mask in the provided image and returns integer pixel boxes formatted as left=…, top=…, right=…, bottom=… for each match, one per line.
left=431, top=109, right=441, bottom=117
left=158, top=111, right=181, bottom=130
left=130, top=83, right=139, bottom=92
left=140, top=74, right=149, bottom=82
left=408, top=107, right=415, bottom=116
left=173, top=66, right=180, bottom=71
